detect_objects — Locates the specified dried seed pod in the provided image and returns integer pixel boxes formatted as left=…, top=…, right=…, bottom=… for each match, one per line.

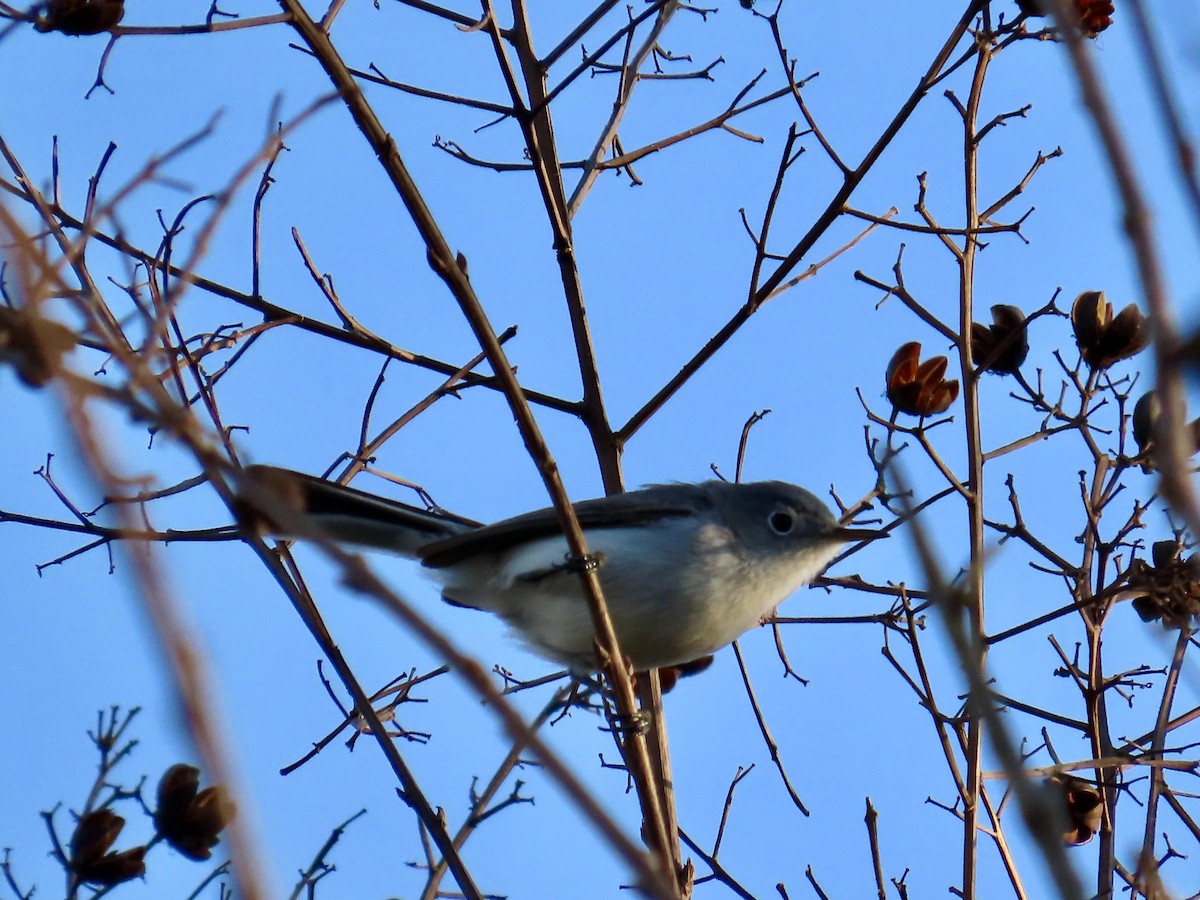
left=1015, top=0, right=1114, bottom=36
left=1132, top=390, right=1161, bottom=455
left=155, top=764, right=237, bottom=861
left=1075, top=0, right=1115, bottom=35
left=71, top=809, right=123, bottom=866
left=885, top=342, right=959, bottom=417
left=1129, top=390, right=1200, bottom=468
left=0, top=306, right=77, bottom=387
left=35, top=0, right=124, bottom=35
left=74, top=846, right=147, bottom=886
left=1070, top=290, right=1148, bottom=370
left=69, top=809, right=146, bottom=886
left=1048, top=775, right=1103, bottom=846
left=970, top=304, right=1029, bottom=375
left=1125, top=541, right=1200, bottom=630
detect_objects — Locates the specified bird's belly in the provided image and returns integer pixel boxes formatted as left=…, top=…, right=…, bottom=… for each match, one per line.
left=436, top=526, right=801, bottom=670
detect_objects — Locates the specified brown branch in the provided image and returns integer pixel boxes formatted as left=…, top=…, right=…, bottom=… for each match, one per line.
left=111, top=13, right=293, bottom=34
left=282, top=51, right=514, bottom=115
left=763, top=13, right=847, bottom=176
left=287, top=809, right=367, bottom=900
left=541, top=0, right=623, bottom=68
left=393, top=0, right=484, bottom=30
left=0, top=508, right=237, bottom=543
left=764, top=210, right=897, bottom=303
left=1136, top=628, right=1192, bottom=880
left=731, top=641, right=809, bottom=816
left=842, top=206, right=1025, bottom=237
left=864, top=799, right=887, bottom=900
left=979, top=147, right=1063, bottom=221
left=854, top=261, right=957, bottom=346
left=678, top=829, right=756, bottom=900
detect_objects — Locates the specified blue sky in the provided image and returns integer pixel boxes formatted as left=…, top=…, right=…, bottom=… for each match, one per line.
left=2, top=2, right=1200, bottom=898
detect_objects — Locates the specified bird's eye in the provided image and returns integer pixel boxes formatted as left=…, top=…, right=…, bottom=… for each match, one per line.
left=769, top=511, right=794, bottom=534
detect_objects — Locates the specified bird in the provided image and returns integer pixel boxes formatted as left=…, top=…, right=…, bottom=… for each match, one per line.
left=244, top=466, right=881, bottom=672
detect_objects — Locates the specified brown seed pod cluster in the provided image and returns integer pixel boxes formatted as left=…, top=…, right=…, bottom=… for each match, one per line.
left=154, top=764, right=238, bottom=861
left=1070, top=290, right=1148, bottom=370
left=885, top=342, right=959, bottom=417
left=1126, top=540, right=1200, bottom=631
left=971, top=304, right=1029, bottom=375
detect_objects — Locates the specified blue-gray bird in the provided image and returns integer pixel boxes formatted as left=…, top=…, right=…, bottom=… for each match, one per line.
left=246, top=466, right=881, bottom=672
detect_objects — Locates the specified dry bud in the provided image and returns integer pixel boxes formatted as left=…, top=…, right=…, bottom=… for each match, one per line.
left=970, top=304, right=1029, bottom=375
left=35, top=0, right=124, bottom=35
left=1070, top=290, right=1148, bottom=370
left=70, top=809, right=147, bottom=886
left=155, top=764, right=237, bottom=861
left=885, top=342, right=959, bottom=417
left=1048, top=775, right=1103, bottom=846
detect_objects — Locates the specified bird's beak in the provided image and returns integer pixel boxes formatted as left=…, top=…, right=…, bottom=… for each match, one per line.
left=831, top=526, right=887, bottom=543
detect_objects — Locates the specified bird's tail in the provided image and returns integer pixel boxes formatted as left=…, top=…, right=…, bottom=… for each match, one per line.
left=241, top=465, right=476, bottom=557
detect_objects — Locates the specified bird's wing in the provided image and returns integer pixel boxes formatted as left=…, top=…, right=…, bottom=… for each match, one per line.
left=418, top=484, right=710, bottom=569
